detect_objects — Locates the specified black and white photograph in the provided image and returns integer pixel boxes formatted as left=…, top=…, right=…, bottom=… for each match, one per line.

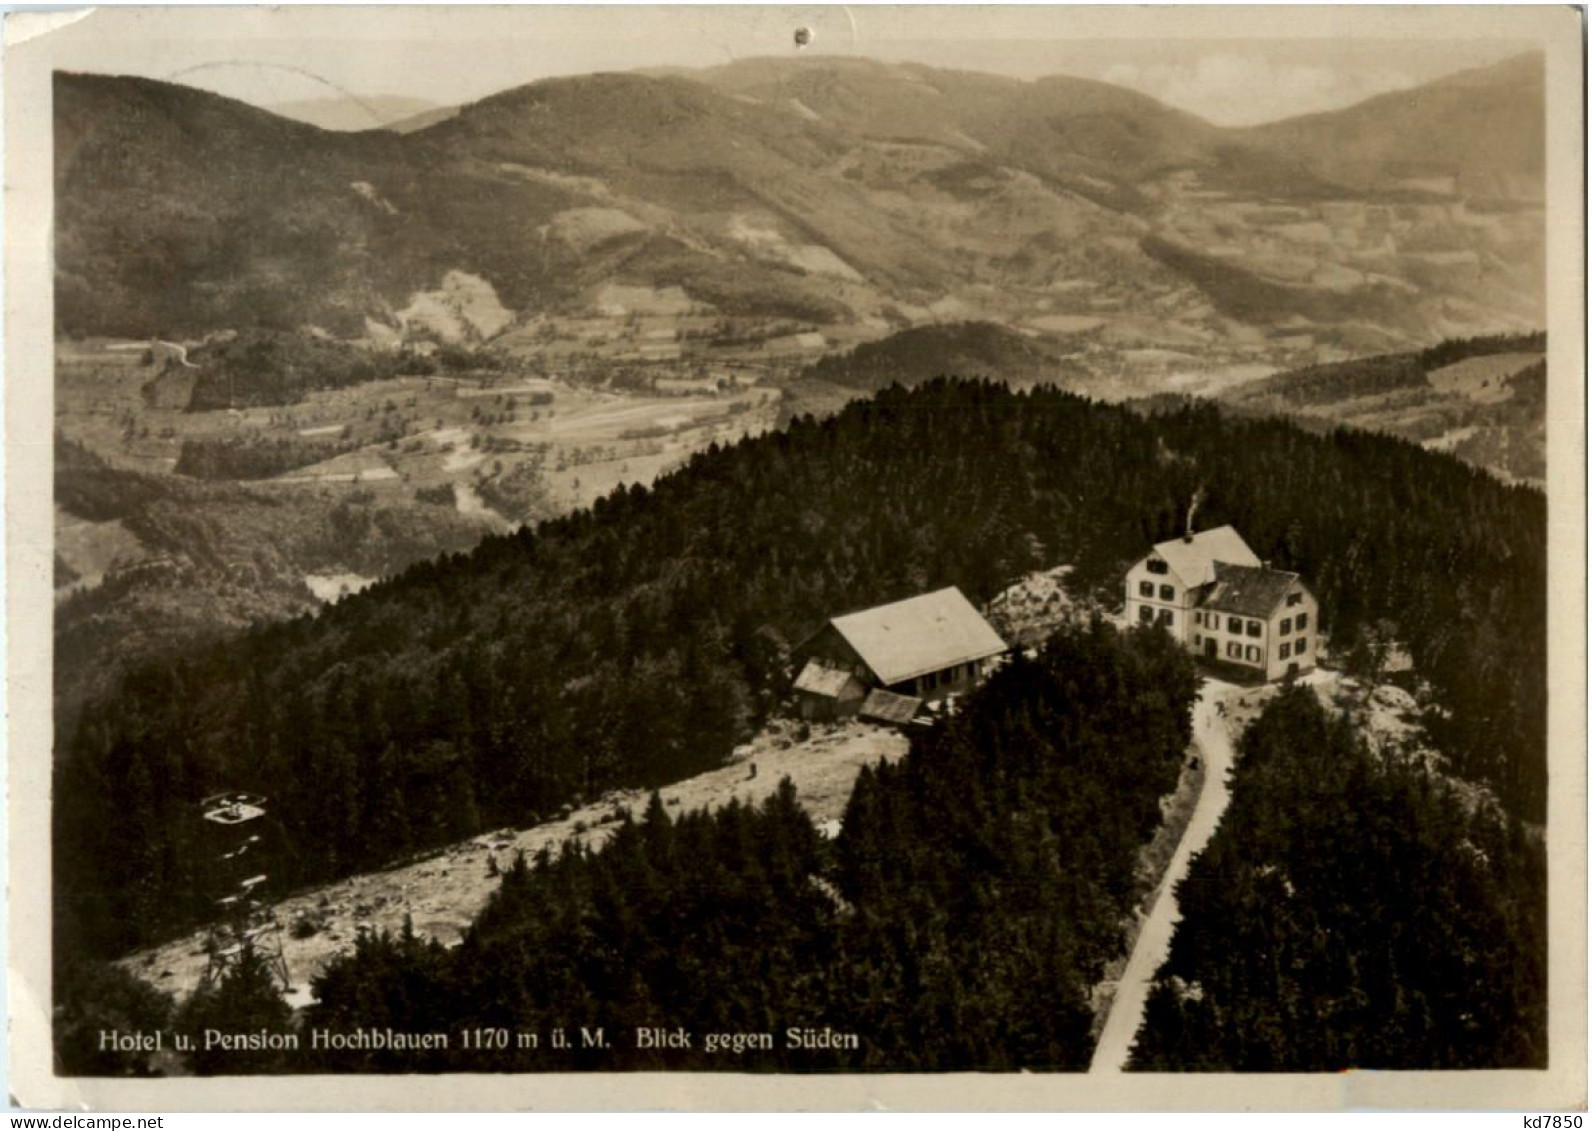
left=5, top=3, right=1585, bottom=1112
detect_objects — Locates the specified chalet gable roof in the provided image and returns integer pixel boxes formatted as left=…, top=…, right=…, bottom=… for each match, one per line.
left=829, top=587, right=1007, bottom=687
left=1149, top=524, right=1261, bottom=588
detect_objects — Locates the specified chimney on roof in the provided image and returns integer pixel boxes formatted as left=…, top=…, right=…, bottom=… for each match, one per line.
left=1184, top=486, right=1205, bottom=544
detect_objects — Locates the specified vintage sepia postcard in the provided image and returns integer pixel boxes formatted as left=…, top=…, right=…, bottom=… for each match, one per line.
left=5, top=4, right=1586, bottom=1112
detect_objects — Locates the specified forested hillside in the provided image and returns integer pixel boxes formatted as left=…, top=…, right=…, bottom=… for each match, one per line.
left=54, top=437, right=487, bottom=727
left=56, top=381, right=1546, bottom=968
left=1224, top=332, right=1544, bottom=406
left=1132, top=687, right=1546, bottom=1069
left=799, top=321, right=1088, bottom=393
left=1217, top=332, right=1548, bottom=483
left=180, top=330, right=448, bottom=411
left=58, top=56, right=1546, bottom=363
left=170, top=621, right=1200, bottom=1073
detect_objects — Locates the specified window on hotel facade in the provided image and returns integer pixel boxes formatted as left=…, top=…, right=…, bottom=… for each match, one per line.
left=1159, top=584, right=1175, bottom=602
left=1246, top=646, right=1261, bottom=663
left=1140, top=581, right=1154, bottom=597
left=1227, top=616, right=1242, bottom=634
left=1139, top=606, right=1154, bottom=624
left=1158, top=609, right=1174, bottom=627
left=1279, top=641, right=1290, bottom=660
left=1147, top=559, right=1168, bottom=575
left=1297, top=612, right=1309, bottom=631
left=1280, top=617, right=1292, bottom=635
left=1226, top=641, right=1241, bottom=660
left=1246, top=620, right=1261, bottom=638
left=1287, top=592, right=1303, bottom=606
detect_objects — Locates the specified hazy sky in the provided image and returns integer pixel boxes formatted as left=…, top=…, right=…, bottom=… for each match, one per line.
left=39, top=6, right=1540, bottom=127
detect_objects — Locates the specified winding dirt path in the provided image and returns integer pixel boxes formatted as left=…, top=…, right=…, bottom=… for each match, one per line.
left=1089, top=677, right=1240, bottom=1073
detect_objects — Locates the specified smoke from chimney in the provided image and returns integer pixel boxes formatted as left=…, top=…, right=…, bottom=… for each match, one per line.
left=1184, top=486, right=1206, bottom=543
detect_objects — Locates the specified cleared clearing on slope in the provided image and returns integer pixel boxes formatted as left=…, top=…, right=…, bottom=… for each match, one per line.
left=119, top=716, right=908, bottom=1003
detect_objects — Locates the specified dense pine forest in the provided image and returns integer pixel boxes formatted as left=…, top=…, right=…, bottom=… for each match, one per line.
left=1131, top=686, right=1547, bottom=1069
left=295, top=623, right=1196, bottom=1072
left=69, top=621, right=1197, bottom=1074
left=56, top=380, right=1546, bottom=972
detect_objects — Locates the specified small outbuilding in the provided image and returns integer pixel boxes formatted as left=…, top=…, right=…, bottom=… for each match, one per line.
left=859, top=688, right=922, bottom=728
left=792, top=659, right=868, bottom=721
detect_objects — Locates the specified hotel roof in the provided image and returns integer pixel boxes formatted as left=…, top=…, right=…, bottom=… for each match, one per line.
left=1150, top=525, right=1262, bottom=588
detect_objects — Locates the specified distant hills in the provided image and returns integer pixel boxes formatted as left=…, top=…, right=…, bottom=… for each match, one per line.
left=55, top=53, right=1545, bottom=369
left=801, top=321, right=1089, bottom=393
left=1215, top=331, right=1547, bottom=485
left=794, top=321, right=1549, bottom=487
left=684, top=56, right=1219, bottom=202
left=266, top=93, right=442, bottom=132
left=1235, top=52, right=1544, bottom=201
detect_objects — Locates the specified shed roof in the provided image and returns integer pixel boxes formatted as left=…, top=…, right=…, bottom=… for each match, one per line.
left=860, top=689, right=922, bottom=727
left=1150, top=525, right=1261, bottom=588
left=793, top=659, right=866, bottom=700
left=830, top=586, right=1007, bottom=687
left=1199, top=562, right=1300, bottom=619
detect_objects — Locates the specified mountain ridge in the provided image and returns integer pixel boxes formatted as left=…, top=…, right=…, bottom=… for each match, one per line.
left=55, top=53, right=1545, bottom=370
left=266, top=93, right=442, bottom=132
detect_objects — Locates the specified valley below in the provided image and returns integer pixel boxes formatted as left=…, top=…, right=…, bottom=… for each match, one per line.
left=52, top=328, right=787, bottom=716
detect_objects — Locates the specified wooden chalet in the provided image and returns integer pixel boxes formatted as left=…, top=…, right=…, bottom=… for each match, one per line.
left=791, top=587, right=1008, bottom=722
